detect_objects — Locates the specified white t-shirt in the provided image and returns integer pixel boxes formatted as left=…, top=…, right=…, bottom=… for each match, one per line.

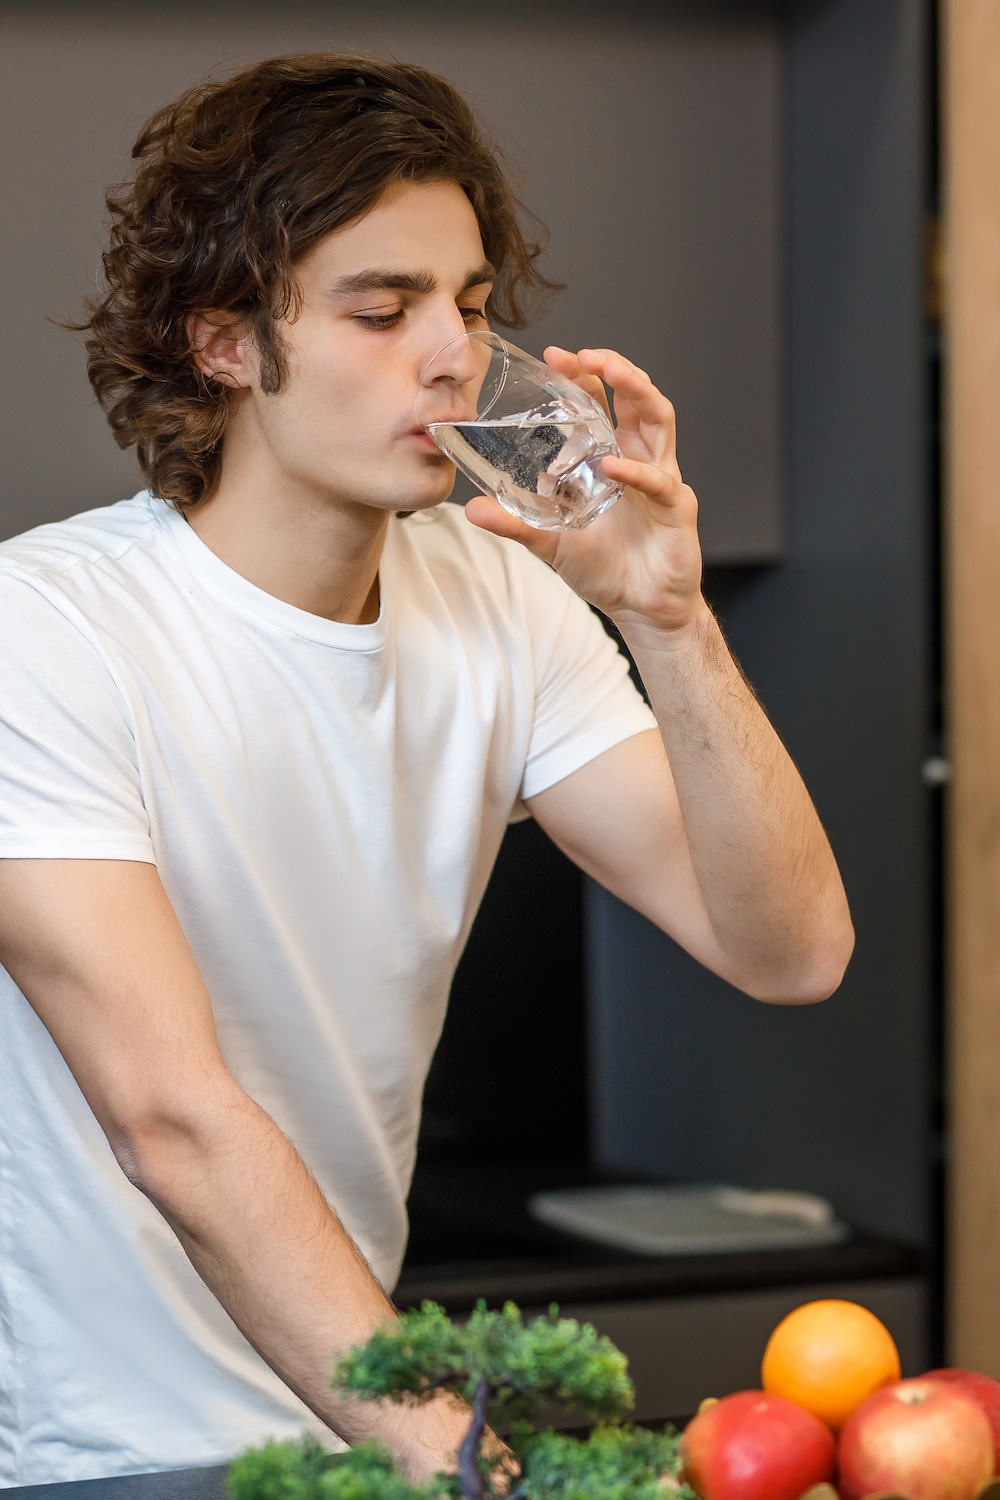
left=0, top=493, right=655, bottom=1486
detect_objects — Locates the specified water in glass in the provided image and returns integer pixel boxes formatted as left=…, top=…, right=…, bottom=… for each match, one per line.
left=429, top=403, right=621, bottom=531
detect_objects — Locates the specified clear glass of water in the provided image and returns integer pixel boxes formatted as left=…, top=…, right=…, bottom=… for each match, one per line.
left=413, top=331, right=624, bottom=531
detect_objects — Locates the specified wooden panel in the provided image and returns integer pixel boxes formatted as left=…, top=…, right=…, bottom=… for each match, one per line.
left=944, top=0, right=1000, bottom=1370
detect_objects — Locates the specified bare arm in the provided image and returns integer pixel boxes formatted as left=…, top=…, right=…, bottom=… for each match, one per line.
left=469, top=347, right=854, bottom=1004
left=0, top=857, right=468, bottom=1478
left=527, top=660, right=850, bottom=1003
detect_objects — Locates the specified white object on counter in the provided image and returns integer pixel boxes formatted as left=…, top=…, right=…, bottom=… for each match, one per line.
left=528, top=1183, right=850, bottom=1256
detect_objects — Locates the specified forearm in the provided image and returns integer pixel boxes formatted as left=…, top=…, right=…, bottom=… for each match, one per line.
left=126, top=1082, right=468, bottom=1475
left=468, top=347, right=851, bottom=1001
left=617, top=600, right=853, bottom=1000
left=0, top=858, right=469, bottom=1477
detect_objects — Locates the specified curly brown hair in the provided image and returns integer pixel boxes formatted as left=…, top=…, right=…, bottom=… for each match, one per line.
left=78, top=53, right=558, bottom=509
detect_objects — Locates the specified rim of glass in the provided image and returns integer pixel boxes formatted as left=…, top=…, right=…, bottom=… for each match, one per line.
left=419, top=329, right=512, bottom=424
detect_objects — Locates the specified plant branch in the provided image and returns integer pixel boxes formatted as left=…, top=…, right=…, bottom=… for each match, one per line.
left=458, top=1375, right=490, bottom=1500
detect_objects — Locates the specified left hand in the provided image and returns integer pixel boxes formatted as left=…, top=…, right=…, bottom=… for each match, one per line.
left=464, top=346, right=705, bottom=636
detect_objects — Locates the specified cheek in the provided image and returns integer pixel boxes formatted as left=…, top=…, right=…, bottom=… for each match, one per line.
left=281, top=356, right=372, bottom=437
left=268, top=326, right=417, bottom=455
left=316, top=331, right=387, bottom=384
left=325, top=351, right=416, bottom=439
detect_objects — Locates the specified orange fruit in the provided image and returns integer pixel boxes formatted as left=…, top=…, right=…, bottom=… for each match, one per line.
left=761, top=1299, right=902, bottom=1431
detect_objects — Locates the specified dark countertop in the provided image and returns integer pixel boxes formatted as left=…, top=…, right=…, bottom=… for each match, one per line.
left=9, top=1468, right=229, bottom=1500
left=397, top=1233, right=922, bottom=1313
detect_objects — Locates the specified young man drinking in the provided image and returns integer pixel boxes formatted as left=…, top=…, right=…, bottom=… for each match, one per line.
left=0, top=53, right=853, bottom=1486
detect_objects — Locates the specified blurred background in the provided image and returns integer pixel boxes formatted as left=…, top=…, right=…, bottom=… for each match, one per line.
left=2, top=0, right=973, bottom=1422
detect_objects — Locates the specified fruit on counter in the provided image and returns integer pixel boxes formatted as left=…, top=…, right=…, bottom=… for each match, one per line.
left=762, top=1299, right=902, bottom=1430
left=925, top=1367, right=1000, bottom=1471
left=837, top=1376, right=994, bottom=1500
left=680, top=1389, right=836, bottom=1500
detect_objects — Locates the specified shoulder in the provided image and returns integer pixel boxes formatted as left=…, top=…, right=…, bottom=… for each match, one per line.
left=0, top=492, right=163, bottom=592
left=0, top=493, right=171, bottom=670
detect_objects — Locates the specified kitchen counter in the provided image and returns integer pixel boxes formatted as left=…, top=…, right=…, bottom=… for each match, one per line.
left=10, top=1468, right=228, bottom=1500
left=9, top=1162, right=924, bottom=1489
left=400, top=1158, right=927, bottom=1421
left=399, top=1157, right=922, bottom=1312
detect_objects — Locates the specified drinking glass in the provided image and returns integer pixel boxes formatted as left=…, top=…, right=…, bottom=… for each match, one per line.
left=413, top=331, right=624, bottom=531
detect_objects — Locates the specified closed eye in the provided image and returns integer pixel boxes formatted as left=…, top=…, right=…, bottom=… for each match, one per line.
left=354, top=304, right=488, bottom=332
left=354, top=309, right=406, bottom=330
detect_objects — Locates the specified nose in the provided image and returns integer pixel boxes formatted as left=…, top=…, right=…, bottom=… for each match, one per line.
left=414, top=327, right=493, bottom=429
left=419, top=323, right=483, bottom=383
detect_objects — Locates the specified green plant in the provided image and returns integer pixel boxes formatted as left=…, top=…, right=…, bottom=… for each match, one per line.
left=228, top=1301, right=694, bottom=1500
left=228, top=1434, right=458, bottom=1500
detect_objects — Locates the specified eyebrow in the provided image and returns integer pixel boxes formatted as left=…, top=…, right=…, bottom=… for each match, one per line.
left=328, top=261, right=497, bottom=298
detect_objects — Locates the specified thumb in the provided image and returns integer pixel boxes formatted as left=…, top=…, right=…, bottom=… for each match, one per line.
left=464, top=495, right=559, bottom=563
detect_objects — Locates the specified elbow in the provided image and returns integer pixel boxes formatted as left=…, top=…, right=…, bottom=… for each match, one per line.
left=755, top=961, right=848, bottom=1006
left=103, top=1083, right=238, bottom=1210
left=741, top=918, right=856, bottom=1006
left=107, top=1109, right=200, bottom=1205
left=110, top=1129, right=150, bottom=1194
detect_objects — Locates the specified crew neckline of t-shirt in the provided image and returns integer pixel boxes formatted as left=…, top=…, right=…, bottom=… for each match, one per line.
left=150, top=493, right=390, bottom=651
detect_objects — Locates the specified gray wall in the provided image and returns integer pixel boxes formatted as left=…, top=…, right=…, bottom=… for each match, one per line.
left=590, top=0, right=933, bottom=1246
left=0, top=0, right=783, bottom=558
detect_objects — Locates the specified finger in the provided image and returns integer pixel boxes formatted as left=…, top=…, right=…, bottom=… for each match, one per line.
left=543, top=345, right=612, bottom=421
left=576, top=349, right=676, bottom=440
left=542, top=344, right=578, bottom=375
left=463, top=495, right=560, bottom=562
left=601, top=453, right=692, bottom=516
left=544, top=344, right=608, bottom=400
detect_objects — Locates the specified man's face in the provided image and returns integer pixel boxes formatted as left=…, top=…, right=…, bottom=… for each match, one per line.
left=228, top=179, right=494, bottom=513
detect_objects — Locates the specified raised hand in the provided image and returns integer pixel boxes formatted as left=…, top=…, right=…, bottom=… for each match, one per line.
left=464, top=346, right=706, bottom=637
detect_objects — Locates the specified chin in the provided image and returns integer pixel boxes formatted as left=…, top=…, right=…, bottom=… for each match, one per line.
left=403, top=463, right=458, bottom=509
left=346, top=453, right=455, bottom=515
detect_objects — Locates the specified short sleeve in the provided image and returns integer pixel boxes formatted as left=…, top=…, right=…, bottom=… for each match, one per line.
left=0, top=574, right=155, bottom=860
left=515, top=554, right=658, bottom=802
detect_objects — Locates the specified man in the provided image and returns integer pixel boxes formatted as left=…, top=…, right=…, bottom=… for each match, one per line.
left=0, top=54, right=853, bottom=1486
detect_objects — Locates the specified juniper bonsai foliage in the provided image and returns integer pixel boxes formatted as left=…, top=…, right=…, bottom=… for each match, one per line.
left=228, top=1434, right=458, bottom=1500
left=227, top=1301, right=693, bottom=1500
left=515, top=1424, right=690, bottom=1500
left=333, top=1297, right=636, bottom=1492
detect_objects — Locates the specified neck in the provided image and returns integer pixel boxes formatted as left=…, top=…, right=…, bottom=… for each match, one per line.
left=185, top=446, right=389, bottom=627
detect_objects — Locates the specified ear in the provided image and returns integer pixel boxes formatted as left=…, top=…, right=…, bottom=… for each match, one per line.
left=186, top=312, right=252, bottom=389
